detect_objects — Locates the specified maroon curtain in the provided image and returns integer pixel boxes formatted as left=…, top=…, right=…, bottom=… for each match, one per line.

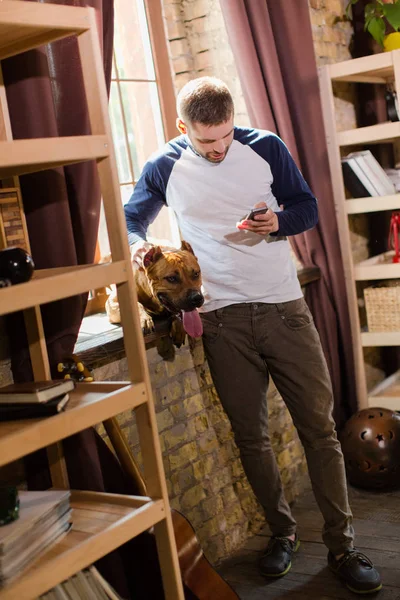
left=220, top=0, right=356, bottom=426
left=2, top=0, right=113, bottom=380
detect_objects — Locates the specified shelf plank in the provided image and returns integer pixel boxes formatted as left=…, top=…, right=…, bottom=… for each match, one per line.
left=369, top=369, right=400, bottom=410
left=0, top=491, right=165, bottom=600
left=338, top=122, right=400, bottom=146
left=346, top=194, right=400, bottom=215
left=0, top=261, right=128, bottom=317
left=0, top=1, right=91, bottom=60
left=354, top=251, right=400, bottom=280
left=0, top=381, right=147, bottom=467
left=0, top=135, right=109, bottom=178
left=328, top=51, right=396, bottom=82
left=361, top=331, right=400, bottom=346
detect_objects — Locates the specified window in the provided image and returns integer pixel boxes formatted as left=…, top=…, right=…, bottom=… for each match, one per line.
left=98, top=0, right=180, bottom=259
left=86, top=0, right=180, bottom=315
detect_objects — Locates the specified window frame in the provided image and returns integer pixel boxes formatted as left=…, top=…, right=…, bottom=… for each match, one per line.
left=85, top=0, right=177, bottom=317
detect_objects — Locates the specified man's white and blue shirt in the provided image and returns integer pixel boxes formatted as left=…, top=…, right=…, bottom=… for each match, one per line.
left=124, top=127, right=318, bottom=312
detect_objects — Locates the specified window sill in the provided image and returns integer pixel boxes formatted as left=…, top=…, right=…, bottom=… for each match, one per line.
left=75, top=266, right=321, bottom=370
left=74, top=312, right=170, bottom=370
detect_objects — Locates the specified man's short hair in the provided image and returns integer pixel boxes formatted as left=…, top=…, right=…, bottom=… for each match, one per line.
left=177, top=77, right=234, bottom=126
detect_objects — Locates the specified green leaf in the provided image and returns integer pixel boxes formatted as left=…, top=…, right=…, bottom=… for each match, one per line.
left=345, top=0, right=359, bottom=20
left=383, top=3, right=400, bottom=32
left=367, top=15, right=386, bottom=46
left=364, top=2, right=377, bottom=22
left=365, top=2, right=384, bottom=21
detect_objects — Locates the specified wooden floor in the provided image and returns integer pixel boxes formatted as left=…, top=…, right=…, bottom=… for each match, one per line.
left=219, top=481, right=400, bottom=599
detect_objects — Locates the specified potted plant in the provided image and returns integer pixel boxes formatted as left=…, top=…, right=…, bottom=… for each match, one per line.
left=346, top=0, right=400, bottom=50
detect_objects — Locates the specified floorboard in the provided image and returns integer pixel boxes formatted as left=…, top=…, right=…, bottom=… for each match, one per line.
left=219, top=480, right=400, bottom=599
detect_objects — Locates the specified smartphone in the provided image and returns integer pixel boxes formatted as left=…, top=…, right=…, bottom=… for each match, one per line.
left=246, top=206, right=268, bottom=221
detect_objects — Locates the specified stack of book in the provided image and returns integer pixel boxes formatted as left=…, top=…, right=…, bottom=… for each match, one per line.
left=0, top=490, right=71, bottom=585
left=341, top=150, right=396, bottom=198
left=40, top=566, right=123, bottom=600
left=384, top=168, right=400, bottom=193
left=0, top=379, right=75, bottom=421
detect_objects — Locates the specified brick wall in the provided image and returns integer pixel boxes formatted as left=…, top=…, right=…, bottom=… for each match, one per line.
left=163, top=0, right=250, bottom=126
left=95, top=340, right=308, bottom=563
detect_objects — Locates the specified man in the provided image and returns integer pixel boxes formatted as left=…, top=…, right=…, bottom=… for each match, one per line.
left=124, top=77, right=381, bottom=595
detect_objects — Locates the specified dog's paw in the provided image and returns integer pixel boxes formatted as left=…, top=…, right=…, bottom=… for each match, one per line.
left=138, top=303, right=154, bottom=335
left=170, top=316, right=186, bottom=348
left=105, top=285, right=121, bottom=324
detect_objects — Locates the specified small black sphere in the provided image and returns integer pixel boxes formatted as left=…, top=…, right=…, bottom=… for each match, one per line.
left=0, top=247, right=34, bottom=285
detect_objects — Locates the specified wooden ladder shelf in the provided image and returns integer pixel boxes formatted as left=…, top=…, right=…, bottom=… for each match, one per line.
left=319, top=49, right=400, bottom=412
left=0, top=2, right=184, bottom=598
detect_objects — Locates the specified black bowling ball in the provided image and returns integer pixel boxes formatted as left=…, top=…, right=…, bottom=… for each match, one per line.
left=0, top=247, right=34, bottom=285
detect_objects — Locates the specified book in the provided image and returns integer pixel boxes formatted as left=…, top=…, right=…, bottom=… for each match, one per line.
left=40, top=566, right=123, bottom=600
left=61, top=578, right=81, bottom=600
left=341, top=158, right=373, bottom=198
left=0, top=393, right=70, bottom=421
left=385, top=168, right=400, bottom=192
left=89, top=567, right=123, bottom=600
left=347, top=150, right=396, bottom=196
left=0, top=491, right=71, bottom=584
left=1, top=499, right=70, bottom=564
left=85, top=570, right=109, bottom=600
left=52, top=586, right=70, bottom=600
left=0, top=516, right=71, bottom=583
left=0, top=490, right=70, bottom=553
left=0, top=380, right=74, bottom=404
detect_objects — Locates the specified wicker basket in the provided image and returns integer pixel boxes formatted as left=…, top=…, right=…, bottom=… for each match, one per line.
left=364, top=281, right=400, bottom=332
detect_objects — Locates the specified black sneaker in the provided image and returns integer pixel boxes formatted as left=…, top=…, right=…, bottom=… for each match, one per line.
left=328, top=549, right=382, bottom=594
left=259, top=534, right=300, bottom=578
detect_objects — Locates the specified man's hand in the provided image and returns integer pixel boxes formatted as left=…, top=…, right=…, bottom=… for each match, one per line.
left=130, top=240, right=153, bottom=270
left=237, top=202, right=279, bottom=236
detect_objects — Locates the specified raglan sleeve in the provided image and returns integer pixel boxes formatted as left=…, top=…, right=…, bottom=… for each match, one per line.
left=124, top=158, right=166, bottom=246
left=268, top=135, right=318, bottom=236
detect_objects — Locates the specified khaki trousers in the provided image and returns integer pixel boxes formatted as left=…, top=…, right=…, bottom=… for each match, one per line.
left=201, top=298, right=354, bottom=555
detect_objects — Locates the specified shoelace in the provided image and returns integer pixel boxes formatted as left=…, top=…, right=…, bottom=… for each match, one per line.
left=337, top=549, right=374, bottom=570
left=264, top=536, right=295, bottom=556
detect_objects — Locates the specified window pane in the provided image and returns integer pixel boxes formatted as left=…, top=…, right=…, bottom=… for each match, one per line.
left=120, top=184, right=134, bottom=206
left=97, top=201, right=110, bottom=258
left=109, top=82, right=132, bottom=184
left=121, top=81, right=165, bottom=177
left=148, top=206, right=181, bottom=248
left=114, top=0, right=155, bottom=80
left=121, top=184, right=180, bottom=248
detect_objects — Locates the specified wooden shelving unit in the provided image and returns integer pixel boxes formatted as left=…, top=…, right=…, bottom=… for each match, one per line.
left=0, top=2, right=184, bottom=599
left=0, top=382, right=147, bottom=466
left=0, top=262, right=130, bottom=315
left=319, top=50, right=400, bottom=411
left=0, top=492, right=166, bottom=600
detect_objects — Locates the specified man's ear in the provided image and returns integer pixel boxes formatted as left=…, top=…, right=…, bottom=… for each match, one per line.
left=181, top=240, right=194, bottom=255
left=143, top=246, right=163, bottom=268
left=176, top=118, right=187, bottom=135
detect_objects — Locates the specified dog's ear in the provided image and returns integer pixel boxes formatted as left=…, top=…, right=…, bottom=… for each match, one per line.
left=181, top=240, right=194, bottom=255
left=143, top=246, right=163, bottom=268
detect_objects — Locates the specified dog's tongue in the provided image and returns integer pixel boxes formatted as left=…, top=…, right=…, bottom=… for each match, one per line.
left=182, top=309, right=203, bottom=338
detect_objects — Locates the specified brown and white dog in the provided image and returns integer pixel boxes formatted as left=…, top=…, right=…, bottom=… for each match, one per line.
left=106, top=241, right=204, bottom=352
left=136, top=241, right=204, bottom=343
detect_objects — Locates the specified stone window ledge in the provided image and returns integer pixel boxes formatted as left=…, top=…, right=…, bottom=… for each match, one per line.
left=75, top=266, right=321, bottom=369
